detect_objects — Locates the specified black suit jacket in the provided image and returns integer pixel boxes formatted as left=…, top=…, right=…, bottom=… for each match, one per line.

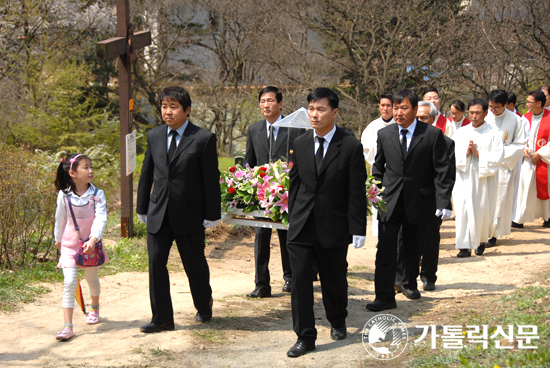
left=443, top=135, right=456, bottom=210
left=244, top=119, right=304, bottom=166
left=137, top=122, right=221, bottom=235
left=372, top=120, right=451, bottom=224
left=288, top=127, right=367, bottom=247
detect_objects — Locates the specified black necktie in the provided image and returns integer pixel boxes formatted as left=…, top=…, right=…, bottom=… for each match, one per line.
left=168, top=130, right=178, bottom=161
left=268, top=125, right=274, bottom=145
left=401, top=129, right=408, bottom=157
left=316, top=137, right=325, bottom=173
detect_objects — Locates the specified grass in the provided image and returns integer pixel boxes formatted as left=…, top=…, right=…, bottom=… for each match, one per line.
left=190, top=328, right=226, bottom=343
left=0, top=262, right=59, bottom=312
left=0, top=212, right=149, bottom=312
left=219, top=156, right=235, bottom=173
left=407, top=280, right=550, bottom=367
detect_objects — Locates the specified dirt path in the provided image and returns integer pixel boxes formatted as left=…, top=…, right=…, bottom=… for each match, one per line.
left=1, top=219, right=549, bottom=367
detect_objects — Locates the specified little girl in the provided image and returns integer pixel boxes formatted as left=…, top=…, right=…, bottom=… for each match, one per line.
left=54, top=153, right=108, bottom=341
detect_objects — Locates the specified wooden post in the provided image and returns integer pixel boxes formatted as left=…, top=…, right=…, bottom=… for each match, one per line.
left=96, top=0, right=151, bottom=237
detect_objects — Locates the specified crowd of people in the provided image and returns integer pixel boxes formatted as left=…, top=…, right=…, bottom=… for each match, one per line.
left=53, top=83, right=550, bottom=359
left=361, top=85, right=550, bottom=307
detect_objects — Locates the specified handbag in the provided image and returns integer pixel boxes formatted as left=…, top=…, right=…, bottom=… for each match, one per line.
left=67, top=191, right=105, bottom=267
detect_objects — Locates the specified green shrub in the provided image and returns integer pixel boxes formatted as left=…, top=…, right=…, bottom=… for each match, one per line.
left=0, top=144, right=57, bottom=269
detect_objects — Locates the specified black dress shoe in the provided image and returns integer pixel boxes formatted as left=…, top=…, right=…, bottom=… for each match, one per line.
left=422, top=281, right=435, bottom=291
left=475, top=243, right=486, bottom=256
left=195, top=311, right=212, bottom=323
left=394, top=284, right=404, bottom=293
left=246, top=287, right=271, bottom=298
left=543, top=220, right=550, bottom=228
left=403, top=288, right=421, bottom=299
left=330, top=327, right=347, bottom=340
left=486, top=237, right=497, bottom=248
left=366, top=300, right=397, bottom=311
left=511, top=221, right=524, bottom=229
left=457, top=249, right=471, bottom=258
left=282, top=281, right=291, bottom=293
left=140, top=322, right=175, bottom=333
left=287, top=341, right=315, bottom=357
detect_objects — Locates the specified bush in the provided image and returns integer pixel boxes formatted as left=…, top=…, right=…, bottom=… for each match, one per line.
left=0, top=144, right=57, bottom=269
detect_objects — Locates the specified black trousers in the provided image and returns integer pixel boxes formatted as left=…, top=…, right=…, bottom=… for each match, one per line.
left=375, top=195, right=427, bottom=301
left=147, top=215, right=212, bottom=324
left=253, top=227, right=291, bottom=289
left=420, top=219, right=442, bottom=284
left=287, top=214, right=348, bottom=345
left=395, top=218, right=440, bottom=286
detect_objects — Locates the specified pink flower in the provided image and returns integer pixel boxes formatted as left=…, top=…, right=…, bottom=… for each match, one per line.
left=273, top=191, right=289, bottom=213
left=235, top=170, right=246, bottom=178
left=367, top=184, right=380, bottom=197
left=369, top=195, right=381, bottom=205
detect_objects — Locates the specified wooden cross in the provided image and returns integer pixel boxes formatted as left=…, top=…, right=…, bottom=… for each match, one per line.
left=96, top=0, right=151, bottom=237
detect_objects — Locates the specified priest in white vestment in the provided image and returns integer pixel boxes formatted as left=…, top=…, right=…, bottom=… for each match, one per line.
left=422, top=87, right=455, bottom=138
left=485, top=89, right=526, bottom=246
left=361, top=93, right=395, bottom=236
left=448, top=100, right=471, bottom=133
left=453, top=98, right=504, bottom=257
left=513, top=90, right=550, bottom=226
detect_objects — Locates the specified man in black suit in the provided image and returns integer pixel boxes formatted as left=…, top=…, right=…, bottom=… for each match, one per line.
left=405, top=101, right=455, bottom=291
left=286, top=88, right=367, bottom=357
left=367, top=89, right=452, bottom=312
left=137, top=86, right=221, bottom=332
left=244, top=86, right=303, bottom=297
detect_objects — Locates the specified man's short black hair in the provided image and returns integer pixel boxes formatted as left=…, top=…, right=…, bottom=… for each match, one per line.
left=160, top=86, right=192, bottom=111
left=450, top=99, right=465, bottom=112
left=393, top=89, right=418, bottom=108
left=307, top=88, right=339, bottom=109
left=259, top=86, right=282, bottom=103
left=488, top=89, right=508, bottom=105
left=422, top=86, right=439, bottom=97
left=507, top=91, right=517, bottom=106
left=529, top=90, right=547, bottom=107
left=379, top=93, right=393, bottom=104
left=468, top=98, right=489, bottom=111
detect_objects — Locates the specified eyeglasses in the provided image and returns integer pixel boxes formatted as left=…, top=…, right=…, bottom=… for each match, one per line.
left=526, top=101, right=536, bottom=105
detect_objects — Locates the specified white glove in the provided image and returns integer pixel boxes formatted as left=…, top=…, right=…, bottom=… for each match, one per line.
left=352, top=235, right=366, bottom=249
left=137, top=214, right=147, bottom=224
left=203, top=219, right=218, bottom=229
left=435, top=209, right=452, bottom=220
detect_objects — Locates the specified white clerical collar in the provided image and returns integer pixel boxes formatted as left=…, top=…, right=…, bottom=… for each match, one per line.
left=398, top=119, right=417, bottom=134
left=495, top=110, right=506, bottom=118
left=382, top=117, right=395, bottom=126
left=534, top=110, right=544, bottom=118
left=314, top=124, right=337, bottom=143
left=473, top=122, right=487, bottom=131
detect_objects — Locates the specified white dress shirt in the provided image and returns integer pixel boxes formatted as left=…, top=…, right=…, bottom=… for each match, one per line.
left=266, top=115, right=283, bottom=141
left=166, top=120, right=189, bottom=153
left=313, top=124, right=337, bottom=157
left=398, top=119, right=418, bottom=152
